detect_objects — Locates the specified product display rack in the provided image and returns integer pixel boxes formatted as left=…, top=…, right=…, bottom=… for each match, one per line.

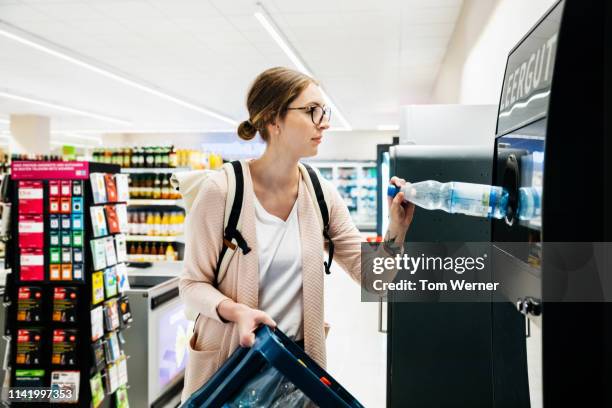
left=3, top=162, right=133, bottom=407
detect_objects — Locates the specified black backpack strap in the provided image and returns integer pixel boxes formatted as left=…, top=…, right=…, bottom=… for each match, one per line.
left=215, top=161, right=251, bottom=274
left=302, top=163, right=334, bottom=274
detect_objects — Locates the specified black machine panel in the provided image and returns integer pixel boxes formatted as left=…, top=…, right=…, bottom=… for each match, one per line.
left=491, top=1, right=610, bottom=407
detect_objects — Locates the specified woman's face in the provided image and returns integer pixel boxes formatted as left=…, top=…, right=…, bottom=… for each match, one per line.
left=273, top=83, right=330, bottom=158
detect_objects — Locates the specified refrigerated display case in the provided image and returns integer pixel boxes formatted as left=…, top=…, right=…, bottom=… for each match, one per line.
left=305, top=161, right=377, bottom=231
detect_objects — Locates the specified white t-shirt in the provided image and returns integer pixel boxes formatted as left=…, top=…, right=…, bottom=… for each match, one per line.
left=254, top=195, right=304, bottom=340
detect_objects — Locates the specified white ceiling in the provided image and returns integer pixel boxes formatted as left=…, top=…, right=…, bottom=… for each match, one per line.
left=0, top=0, right=463, bottom=134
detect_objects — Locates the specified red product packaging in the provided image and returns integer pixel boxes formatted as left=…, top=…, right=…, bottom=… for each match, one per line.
left=104, top=174, right=118, bottom=203
left=49, top=197, right=60, bottom=214
left=60, top=180, right=72, bottom=197
left=19, top=215, right=44, bottom=248
left=105, top=205, right=120, bottom=234
left=18, top=181, right=43, bottom=214
left=49, top=180, right=60, bottom=197
left=60, top=197, right=71, bottom=214
left=20, top=248, right=44, bottom=281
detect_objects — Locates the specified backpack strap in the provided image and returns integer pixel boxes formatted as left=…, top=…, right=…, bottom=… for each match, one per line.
left=216, top=160, right=251, bottom=282
left=299, top=163, right=334, bottom=275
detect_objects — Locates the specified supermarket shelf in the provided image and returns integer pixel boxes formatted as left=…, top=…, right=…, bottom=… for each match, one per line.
left=121, top=167, right=190, bottom=174
left=128, top=199, right=184, bottom=207
left=126, top=235, right=184, bottom=243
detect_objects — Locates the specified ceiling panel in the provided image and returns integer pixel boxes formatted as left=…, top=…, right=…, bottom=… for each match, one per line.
left=0, top=0, right=463, bottom=132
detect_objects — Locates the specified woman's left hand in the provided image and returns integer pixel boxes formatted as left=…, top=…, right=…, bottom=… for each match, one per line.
left=387, top=176, right=415, bottom=235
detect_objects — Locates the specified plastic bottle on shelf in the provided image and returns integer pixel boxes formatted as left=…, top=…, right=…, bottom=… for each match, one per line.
left=165, top=243, right=178, bottom=261
left=161, top=212, right=169, bottom=236
left=136, top=242, right=143, bottom=261
left=158, top=243, right=167, bottom=261
left=146, top=212, right=154, bottom=236
left=161, top=174, right=170, bottom=200
left=151, top=242, right=158, bottom=259
left=153, top=212, right=162, bottom=236
left=143, top=242, right=151, bottom=261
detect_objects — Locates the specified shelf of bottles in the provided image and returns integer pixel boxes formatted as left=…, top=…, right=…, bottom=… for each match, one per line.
left=127, top=241, right=180, bottom=263
left=92, top=146, right=223, bottom=170
left=305, top=161, right=377, bottom=231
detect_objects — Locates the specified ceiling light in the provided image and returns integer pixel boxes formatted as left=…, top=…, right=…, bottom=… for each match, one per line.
left=254, top=3, right=352, bottom=131
left=0, top=21, right=236, bottom=126
left=49, top=128, right=236, bottom=134
left=0, top=91, right=131, bottom=125
left=377, top=125, right=399, bottom=131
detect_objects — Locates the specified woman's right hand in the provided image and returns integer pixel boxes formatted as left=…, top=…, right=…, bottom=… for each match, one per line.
left=217, top=299, right=276, bottom=347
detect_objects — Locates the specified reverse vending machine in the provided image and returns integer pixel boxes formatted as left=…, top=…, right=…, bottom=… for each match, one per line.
left=491, top=1, right=610, bottom=407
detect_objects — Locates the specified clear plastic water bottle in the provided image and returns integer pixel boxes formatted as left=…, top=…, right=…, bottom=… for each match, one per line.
left=388, top=181, right=541, bottom=221
left=388, top=180, right=509, bottom=219
left=517, top=186, right=541, bottom=220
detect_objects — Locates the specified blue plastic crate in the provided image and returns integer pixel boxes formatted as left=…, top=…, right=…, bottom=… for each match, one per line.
left=182, top=325, right=365, bottom=408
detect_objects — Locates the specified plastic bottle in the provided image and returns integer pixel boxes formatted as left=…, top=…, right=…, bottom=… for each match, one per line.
left=388, top=181, right=541, bottom=221
left=388, top=181, right=508, bottom=219
left=165, top=243, right=177, bottom=261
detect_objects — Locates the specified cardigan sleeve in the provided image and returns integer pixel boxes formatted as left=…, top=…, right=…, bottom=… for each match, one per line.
left=324, top=179, right=399, bottom=294
left=178, top=176, right=231, bottom=323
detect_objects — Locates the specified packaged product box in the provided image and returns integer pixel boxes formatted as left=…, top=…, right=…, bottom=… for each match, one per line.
left=60, top=214, right=71, bottom=230
left=90, top=173, right=107, bottom=204
left=104, top=174, right=118, bottom=203
left=72, top=213, right=84, bottom=230
left=50, top=230, right=60, bottom=247
left=51, top=329, right=78, bottom=365
left=49, top=264, right=61, bottom=281
left=20, top=248, right=44, bottom=281
left=115, top=174, right=130, bottom=203
left=60, top=230, right=71, bottom=247
left=91, top=339, right=106, bottom=373
left=18, top=214, right=44, bottom=248
left=61, top=264, right=72, bottom=281
left=72, top=197, right=83, bottom=214
left=90, top=372, right=105, bottom=408
left=60, top=197, right=71, bottom=214
left=16, top=328, right=43, bottom=365
left=91, top=306, right=104, bottom=342
left=52, top=287, right=78, bottom=323
left=48, top=180, right=61, bottom=197
left=92, top=271, right=105, bottom=305
left=60, top=180, right=72, bottom=197
left=50, top=370, right=80, bottom=403
left=14, top=369, right=45, bottom=388
left=18, top=181, right=43, bottom=214
left=72, top=180, right=83, bottom=197
left=105, top=205, right=120, bottom=234
left=17, top=286, right=43, bottom=322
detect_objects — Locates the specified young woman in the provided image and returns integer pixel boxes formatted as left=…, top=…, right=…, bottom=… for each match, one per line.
left=179, top=67, right=415, bottom=401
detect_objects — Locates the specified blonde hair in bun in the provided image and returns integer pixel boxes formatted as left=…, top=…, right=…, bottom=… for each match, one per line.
left=239, top=67, right=317, bottom=142
left=237, top=120, right=257, bottom=141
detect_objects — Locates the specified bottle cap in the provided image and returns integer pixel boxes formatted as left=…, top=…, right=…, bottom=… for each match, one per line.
left=387, top=184, right=400, bottom=197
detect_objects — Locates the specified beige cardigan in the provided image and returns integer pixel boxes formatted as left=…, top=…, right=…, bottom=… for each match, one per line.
left=179, top=162, right=362, bottom=402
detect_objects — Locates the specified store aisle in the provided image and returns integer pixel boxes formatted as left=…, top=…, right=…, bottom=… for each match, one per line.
left=325, top=261, right=387, bottom=408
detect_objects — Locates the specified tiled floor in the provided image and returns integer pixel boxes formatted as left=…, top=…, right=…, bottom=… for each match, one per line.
left=324, top=262, right=387, bottom=408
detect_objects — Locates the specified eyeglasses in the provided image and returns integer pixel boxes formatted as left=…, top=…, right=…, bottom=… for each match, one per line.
left=287, top=105, right=332, bottom=126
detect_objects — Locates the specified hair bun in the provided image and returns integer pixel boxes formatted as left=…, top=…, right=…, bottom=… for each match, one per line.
left=237, top=120, right=257, bottom=141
